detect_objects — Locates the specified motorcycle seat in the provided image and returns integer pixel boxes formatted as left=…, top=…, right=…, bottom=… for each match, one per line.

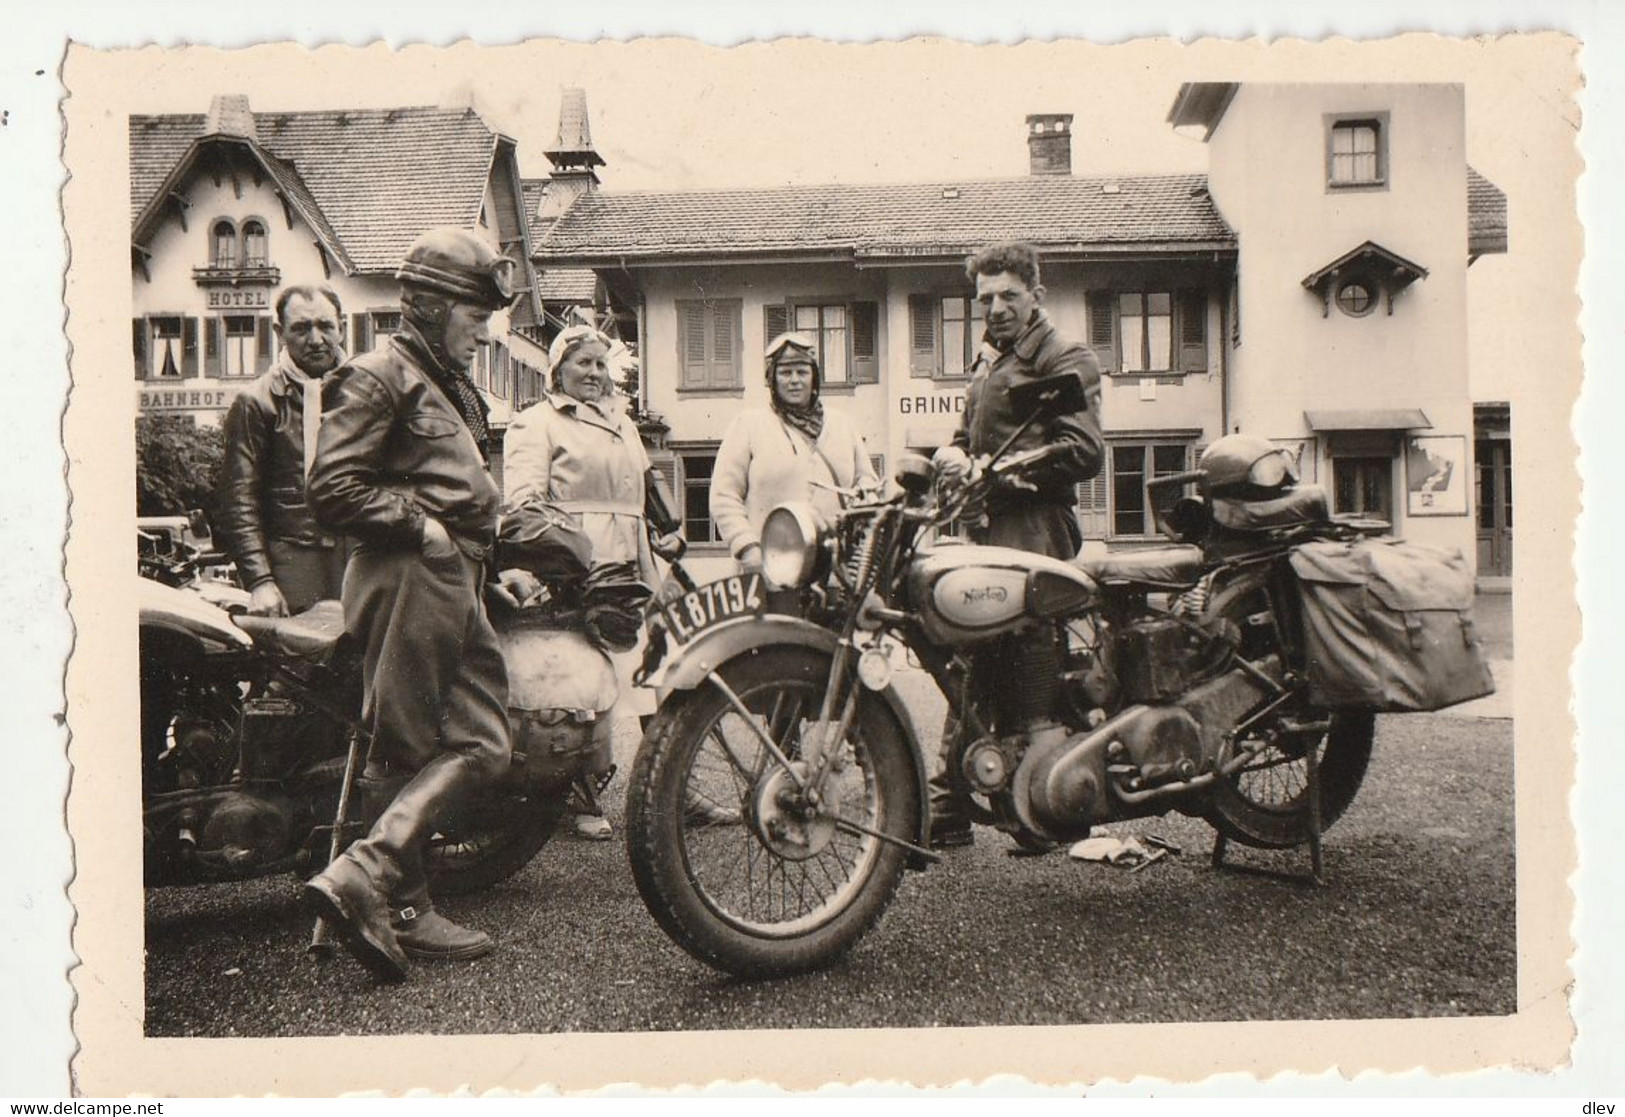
left=1076, top=545, right=1205, bottom=588
left=233, top=599, right=347, bottom=657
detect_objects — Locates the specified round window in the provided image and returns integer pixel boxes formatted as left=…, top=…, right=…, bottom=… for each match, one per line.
left=1336, top=281, right=1375, bottom=317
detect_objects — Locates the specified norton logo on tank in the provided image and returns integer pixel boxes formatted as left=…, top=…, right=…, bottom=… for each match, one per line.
left=933, top=567, right=1026, bottom=628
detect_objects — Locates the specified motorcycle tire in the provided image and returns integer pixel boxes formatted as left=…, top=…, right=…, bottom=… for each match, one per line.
left=425, top=791, right=569, bottom=896
left=1202, top=574, right=1375, bottom=850
left=626, top=645, right=921, bottom=979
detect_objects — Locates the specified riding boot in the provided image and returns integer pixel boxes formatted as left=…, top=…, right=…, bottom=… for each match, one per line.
left=303, top=749, right=490, bottom=981
left=359, top=770, right=493, bottom=962
left=928, top=709, right=974, bottom=849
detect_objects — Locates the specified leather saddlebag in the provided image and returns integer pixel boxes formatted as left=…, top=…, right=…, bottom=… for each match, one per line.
left=1287, top=538, right=1496, bottom=712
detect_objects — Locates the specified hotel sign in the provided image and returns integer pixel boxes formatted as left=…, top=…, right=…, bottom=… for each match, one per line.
left=205, top=289, right=272, bottom=309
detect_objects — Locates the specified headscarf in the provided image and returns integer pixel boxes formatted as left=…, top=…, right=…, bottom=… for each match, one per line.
left=764, top=332, right=825, bottom=443
left=548, top=324, right=615, bottom=395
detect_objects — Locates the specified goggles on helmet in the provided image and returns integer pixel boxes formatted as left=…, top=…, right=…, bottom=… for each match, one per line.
left=764, top=332, right=819, bottom=363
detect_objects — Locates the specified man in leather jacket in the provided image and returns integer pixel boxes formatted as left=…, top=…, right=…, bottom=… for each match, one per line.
left=928, top=241, right=1105, bottom=848
left=303, top=227, right=535, bottom=982
left=216, top=285, right=348, bottom=615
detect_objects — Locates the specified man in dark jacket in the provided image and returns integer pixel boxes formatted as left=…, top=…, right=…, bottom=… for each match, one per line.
left=215, top=285, right=347, bottom=615
left=928, top=241, right=1105, bottom=848
left=303, top=226, right=533, bottom=982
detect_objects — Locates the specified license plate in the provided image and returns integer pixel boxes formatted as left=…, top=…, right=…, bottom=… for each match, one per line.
left=660, top=573, right=766, bottom=645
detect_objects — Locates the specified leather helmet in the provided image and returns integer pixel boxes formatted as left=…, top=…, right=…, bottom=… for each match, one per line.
left=395, top=227, right=519, bottom=310
left=1198, top=434, right=1300, bottom=496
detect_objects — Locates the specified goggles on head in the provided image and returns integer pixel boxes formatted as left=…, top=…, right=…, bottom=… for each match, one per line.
left=764, top=332, right=819, bottom=364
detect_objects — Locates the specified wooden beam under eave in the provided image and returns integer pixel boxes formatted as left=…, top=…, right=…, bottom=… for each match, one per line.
left=132, top=246, right=151, bottom=284
left=273, top=188, right=296, bottom=230
left=314, top=240, right=332, bottom=280
left=168, top=191, right=190, bottom=233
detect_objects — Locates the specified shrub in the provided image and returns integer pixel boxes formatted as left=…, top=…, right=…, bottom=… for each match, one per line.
left=135, top=414, right=225, bottom=522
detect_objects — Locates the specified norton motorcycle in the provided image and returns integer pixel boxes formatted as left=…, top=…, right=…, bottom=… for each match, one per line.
left=625, top=373, right=1489, bottom=978
left=139, top=520, right=619, bottom=896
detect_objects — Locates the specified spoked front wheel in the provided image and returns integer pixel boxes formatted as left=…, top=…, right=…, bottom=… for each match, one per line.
left=626, top=646, right=920, bottom=978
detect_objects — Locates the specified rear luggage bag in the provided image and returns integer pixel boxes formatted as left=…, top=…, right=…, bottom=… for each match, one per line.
left=1287, top=538, right=1496, bottom=712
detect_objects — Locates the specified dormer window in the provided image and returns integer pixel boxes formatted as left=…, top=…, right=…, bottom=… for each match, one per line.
left=210, top=219, right=238, bottom=268
left=1326, top=113, right=1389, bottom=191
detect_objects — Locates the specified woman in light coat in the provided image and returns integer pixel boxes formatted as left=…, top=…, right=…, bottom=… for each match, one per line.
left=503, top=325, right=656, bottom=839
left=711, top=332, right=880, bottom=571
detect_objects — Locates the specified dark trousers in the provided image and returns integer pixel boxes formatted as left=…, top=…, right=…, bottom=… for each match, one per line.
left=267, top=538, right=349, bottom=614
left=343, top=546, right=511, bottom=782
left=932, top=501, right=1081, bottom=815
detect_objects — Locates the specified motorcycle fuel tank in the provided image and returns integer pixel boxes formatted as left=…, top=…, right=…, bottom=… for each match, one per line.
left=138, top=576, right=254, bottom=652
left=906, top=543, right=1098, bottom=647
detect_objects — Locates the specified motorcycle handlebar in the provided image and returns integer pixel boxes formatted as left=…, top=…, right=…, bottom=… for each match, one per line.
left=1145, top=468, right=1207, bottom=493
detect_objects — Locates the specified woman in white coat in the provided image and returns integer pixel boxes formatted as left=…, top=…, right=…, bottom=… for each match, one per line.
left=711, top=332, right=880, bottom=571
left=503, top=325, right=657, bottom=839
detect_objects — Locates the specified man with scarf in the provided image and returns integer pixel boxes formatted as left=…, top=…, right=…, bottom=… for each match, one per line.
left=928, top=241, right=1106, bottom=849
left=304, top=226, right=534, bottom=982
left=216, top=285, right=348, bottom=616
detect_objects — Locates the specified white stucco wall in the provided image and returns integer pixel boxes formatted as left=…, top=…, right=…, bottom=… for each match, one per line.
left=1205, top=83, right=1475, bottom=560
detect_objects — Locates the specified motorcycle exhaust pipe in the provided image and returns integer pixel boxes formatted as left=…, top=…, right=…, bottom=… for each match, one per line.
left=1010, top=706, right=1150, bottom=841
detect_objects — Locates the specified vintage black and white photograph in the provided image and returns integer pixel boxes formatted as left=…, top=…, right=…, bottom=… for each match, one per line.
left=58, top=30, right=1580, bottom=1094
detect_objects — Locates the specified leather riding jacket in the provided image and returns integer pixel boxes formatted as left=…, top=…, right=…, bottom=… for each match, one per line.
left=951, top=309, right=1106, bottom=506
left=308, top=328, right=501, bottom=560
left=216, top=365, right=337, bottom=590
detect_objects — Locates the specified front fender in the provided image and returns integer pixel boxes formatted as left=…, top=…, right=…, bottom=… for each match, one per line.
left=662, top=614, right=935, bottom=869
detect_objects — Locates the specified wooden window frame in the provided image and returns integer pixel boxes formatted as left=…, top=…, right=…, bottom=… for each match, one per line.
left=1324, top=112, right=1390, bottom=193
left=1107, top=438, right=1195, bottom=539
left=667, top=440, right=727, bottom=550
left=765, top=298, right=880, bottom=388
left=907, top=292, right=985, bottom=382
left=1088, top=288, right=1208, bottom=376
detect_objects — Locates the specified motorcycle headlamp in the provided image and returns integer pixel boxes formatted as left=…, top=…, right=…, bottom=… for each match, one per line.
left=760, top=503, right=823, bottom=589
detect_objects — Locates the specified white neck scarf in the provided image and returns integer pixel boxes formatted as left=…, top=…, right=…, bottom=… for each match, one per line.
left=278, top=351, right=342, bottom=482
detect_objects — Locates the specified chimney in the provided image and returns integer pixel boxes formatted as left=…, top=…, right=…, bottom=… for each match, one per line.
left=1026, top=113, right=1074, bottom=176
left=540, top=88, right=606, bottom=220
left=205, top=94, right=255, bottom=139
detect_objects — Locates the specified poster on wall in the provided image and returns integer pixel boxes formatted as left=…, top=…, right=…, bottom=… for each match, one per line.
left=1405, top=434, right=1469, bottom=516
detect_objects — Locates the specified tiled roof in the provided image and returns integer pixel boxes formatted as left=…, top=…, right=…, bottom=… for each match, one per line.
left=537, top=268, right=598, bottom=302
left=130, top=106, right=500, bottom=274
left=537, top=173, right=1237, bottom=264
left=1467, top=166, right=1508, bottom=255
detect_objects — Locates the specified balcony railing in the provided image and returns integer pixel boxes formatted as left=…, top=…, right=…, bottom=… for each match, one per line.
left=193, top=262, right=281, bottom=287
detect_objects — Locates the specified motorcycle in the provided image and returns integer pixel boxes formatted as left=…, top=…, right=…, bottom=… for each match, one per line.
left=625, top=373, right=1488, bottom=978
left=139, top=518, right=621, bottom=898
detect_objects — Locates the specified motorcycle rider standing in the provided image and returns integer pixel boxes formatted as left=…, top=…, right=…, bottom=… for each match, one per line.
left=928, top=241, right=1105, bottom=848
left=303, top=227, right=535, bottom=981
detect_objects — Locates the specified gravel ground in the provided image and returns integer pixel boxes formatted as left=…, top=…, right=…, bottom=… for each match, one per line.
left=144, top=706, right=1515, bottom=1036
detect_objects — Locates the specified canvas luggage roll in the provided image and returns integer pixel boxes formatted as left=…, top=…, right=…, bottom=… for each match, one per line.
left=1287, top=538, right=1496, bottom=712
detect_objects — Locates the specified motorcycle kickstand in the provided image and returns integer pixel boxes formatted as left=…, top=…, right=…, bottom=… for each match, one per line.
left=1210, top=739, right=1326, bottom=887
left=308, top=729, right=368, bottom=957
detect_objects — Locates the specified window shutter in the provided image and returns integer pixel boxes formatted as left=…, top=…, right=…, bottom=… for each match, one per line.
left=351, top=313, right=371, bottom=355
left=710, top=301, right=738, bottom=388
left=182, top=317, right=199, bottom=378
left=908, top=294, right=939, bottom=378
left=1178, top=289, right=1207, bottom=373
left=203, top=317, right=221, bottom=377
left=678, top=301, right=709, bottom=389
left=1087, top=292, right=1119, bottom=373
left=255, top=316, right=274, bottom=374
left=1076, top=474, right=1109, bottom=540
left=850, top=301, right=879, bottom=384
left=764, top=303, right=789, bottom=345
left=133, top=319, right=148, bottom=379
